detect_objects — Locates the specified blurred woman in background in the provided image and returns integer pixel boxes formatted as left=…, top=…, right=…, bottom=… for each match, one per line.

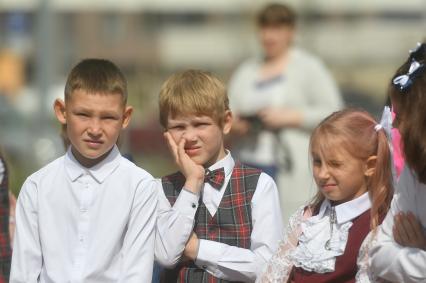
left=228, top=3, right=343, bottom=222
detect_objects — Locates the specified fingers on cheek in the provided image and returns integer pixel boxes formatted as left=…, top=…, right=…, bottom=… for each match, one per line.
left=393, top=226, right=399, bottom=241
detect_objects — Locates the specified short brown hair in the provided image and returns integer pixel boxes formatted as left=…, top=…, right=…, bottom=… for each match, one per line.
left=257, top=3, right=297, bottom=28
left=389, top=42, right=426, bottom=183
left=159, top=70, right=229, bottom=128
left=64, top=58, right=127, bottom=104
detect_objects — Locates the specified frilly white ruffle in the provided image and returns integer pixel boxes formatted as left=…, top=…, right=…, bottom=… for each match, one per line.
left=289, top=207, right=353, bottom=273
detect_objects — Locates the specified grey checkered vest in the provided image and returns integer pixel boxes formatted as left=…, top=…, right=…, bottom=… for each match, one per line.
left=161, top=162, right=261, bottom=283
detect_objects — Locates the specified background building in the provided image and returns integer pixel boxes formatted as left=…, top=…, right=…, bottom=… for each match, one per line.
left=0, top=0, right=425, bottom=194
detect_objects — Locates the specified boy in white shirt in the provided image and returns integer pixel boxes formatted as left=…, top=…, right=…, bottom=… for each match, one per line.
left=10, top=59, right=157, bottom=283
left=155, top=70, right=283, bottom=282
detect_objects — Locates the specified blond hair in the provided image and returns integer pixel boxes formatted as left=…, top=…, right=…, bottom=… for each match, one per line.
left=159, top=70, right=229, bottom=128
left=309, top=109, right=393, bottom=229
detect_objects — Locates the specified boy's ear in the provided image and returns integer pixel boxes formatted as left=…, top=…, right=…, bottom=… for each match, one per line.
left=222, top=110, right=233, bottom=135
left=54, top=99, right=67, bottom=125
left=121, top=106, right=133, bottom=129
left=364, top=155, right=377, bottom=177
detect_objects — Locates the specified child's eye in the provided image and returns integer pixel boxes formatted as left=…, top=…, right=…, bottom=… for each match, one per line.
left=103, top=116, right=118, bottom=120
left=195, top=122, right=209, bottom=127
left=169, top=125, right=184, bottom=130
left=77, top=113, right=89, bottom=117
left=329, top=161, right=342, bottom=167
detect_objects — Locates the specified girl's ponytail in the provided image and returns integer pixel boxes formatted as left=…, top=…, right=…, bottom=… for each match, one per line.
left=368, top=129, right=394, bottom=229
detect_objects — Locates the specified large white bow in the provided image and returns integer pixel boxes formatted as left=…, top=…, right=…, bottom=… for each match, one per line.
left=393, top=60, right=422, bottom=89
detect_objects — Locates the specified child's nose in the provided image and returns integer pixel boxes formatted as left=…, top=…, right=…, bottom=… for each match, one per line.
left=88, top=120, right=102, bottom=136
left=318, top=165, right=330, bottom=179
left=182, top=128, right=197, bottom=142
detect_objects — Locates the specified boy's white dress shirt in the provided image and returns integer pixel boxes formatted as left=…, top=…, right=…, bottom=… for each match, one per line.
left=370, top=166, right=426, bottom=283
left=10, top=146, right=158, bottom=283
left=155, top=152, right=283, bottom=282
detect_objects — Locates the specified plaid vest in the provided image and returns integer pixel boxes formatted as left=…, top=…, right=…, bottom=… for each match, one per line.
left=161, top=163, right=261, bottom=283
left=0, top=158, right=11, bottom=283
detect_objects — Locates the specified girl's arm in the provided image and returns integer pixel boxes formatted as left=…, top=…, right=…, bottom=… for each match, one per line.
left=369, top=168, right=426, bottom=283
left=256, top=205, right=311, bottom=283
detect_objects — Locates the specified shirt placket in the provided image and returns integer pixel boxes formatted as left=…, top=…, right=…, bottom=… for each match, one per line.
left=73, top=173, right=94, bottom=277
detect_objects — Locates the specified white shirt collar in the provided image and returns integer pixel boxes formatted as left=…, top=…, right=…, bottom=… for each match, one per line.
left=64, top=145, right=121, bottom=183
left=317, top=192, right=371, bottom=224
left=201, top=150, right=235, bottom=216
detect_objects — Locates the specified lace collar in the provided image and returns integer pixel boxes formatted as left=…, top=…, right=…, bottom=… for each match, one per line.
left=290, top=193, right=371, bottom=273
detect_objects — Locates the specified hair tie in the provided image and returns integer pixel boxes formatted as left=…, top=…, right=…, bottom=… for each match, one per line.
left=374, top=124, right=383, bottom=132
left=377, top=106, right=392, bottom=140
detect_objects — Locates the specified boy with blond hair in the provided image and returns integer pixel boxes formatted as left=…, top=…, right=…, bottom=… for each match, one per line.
left=10, top=59, right=157, bottom=282
left=155, top=70, right=283, bottom=282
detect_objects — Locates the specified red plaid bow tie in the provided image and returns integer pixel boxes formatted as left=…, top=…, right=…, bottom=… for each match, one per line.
left=204, top=168, right=225, bottom=190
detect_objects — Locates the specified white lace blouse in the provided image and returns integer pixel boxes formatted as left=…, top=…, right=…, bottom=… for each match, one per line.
left=257, top=193, right=383, bottom=283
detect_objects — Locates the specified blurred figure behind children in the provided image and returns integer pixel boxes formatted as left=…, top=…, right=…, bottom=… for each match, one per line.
left=228, top=3, right=343, bottom=223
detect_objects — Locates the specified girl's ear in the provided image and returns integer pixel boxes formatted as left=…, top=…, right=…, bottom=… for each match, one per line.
left=222, top=110, right=233, bottom=135
left=54, top=99, right=67, bottom=125
left=364, top=155, right=377, bottom=177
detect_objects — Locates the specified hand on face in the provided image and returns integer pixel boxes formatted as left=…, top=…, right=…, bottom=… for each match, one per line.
left=164, top=131, right=205, bottom=193
left=393, top=211, right=426, bottom=250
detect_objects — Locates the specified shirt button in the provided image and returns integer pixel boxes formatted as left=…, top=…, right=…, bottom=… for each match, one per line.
left=80, top=208, right=87, bottom=213
left=202, top=265, right=207, bottom=269
left=191, top=203, right=196, bottom=208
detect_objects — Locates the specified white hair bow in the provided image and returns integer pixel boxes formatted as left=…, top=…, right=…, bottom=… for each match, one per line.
left=392, top=60, right=422, bottom=91
left=375, top=106, right=392, bottom=140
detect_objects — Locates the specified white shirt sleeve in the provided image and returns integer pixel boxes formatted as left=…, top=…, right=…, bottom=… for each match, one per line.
left=369, top=167, right=426, bottom=283
left=195, top=173, right=284, bottom=282
left=10, top=178, right=42, bottom=283
left=155, top=179, right=200, bottom=267
left=118, top=178, right=158, bottom=283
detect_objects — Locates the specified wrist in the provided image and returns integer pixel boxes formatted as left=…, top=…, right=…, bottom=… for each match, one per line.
left=189, top=238, right=200, bottom=261
left=184, top=178, right=204, bottom=194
